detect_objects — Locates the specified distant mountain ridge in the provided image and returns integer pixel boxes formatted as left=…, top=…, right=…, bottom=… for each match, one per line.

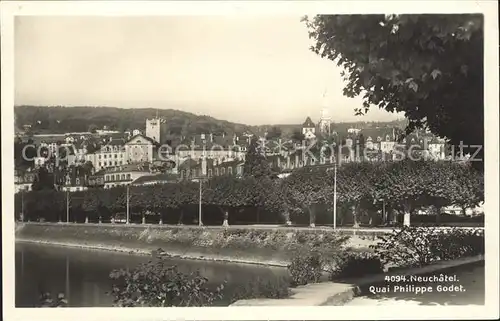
left=15, top=105, right=407, bottom=139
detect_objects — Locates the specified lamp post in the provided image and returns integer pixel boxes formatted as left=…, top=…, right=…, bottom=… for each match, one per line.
left=20, top=190, right=25, bottom=222
left=198, top=178, right=203, bottom=226
left=198, top=155, right=207, bottom=227
left=66, top=189, right=70, bottom=223
left=126, top=184, right=130, bottom=224
left=333, top=159, right=337, bottom=229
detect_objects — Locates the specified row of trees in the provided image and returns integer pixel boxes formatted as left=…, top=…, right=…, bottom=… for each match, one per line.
left=16, top=160, right=483, bottom=227
left=282, top=160, right=483, bottom=227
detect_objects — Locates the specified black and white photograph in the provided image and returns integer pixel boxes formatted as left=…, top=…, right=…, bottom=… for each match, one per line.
left=2, top=1, right=499, bottom=320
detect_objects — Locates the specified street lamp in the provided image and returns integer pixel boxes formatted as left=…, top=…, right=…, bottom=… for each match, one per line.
left=197, top=155, right=207, bottom=227
left=333, top=158, right=337, bottom=229
left=126, top=184, right=130, bottom=224
left=66, top=189, right=70, bottom=223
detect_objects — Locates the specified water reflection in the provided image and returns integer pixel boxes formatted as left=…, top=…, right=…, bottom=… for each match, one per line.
left=15, top=242, right=288, bottom=307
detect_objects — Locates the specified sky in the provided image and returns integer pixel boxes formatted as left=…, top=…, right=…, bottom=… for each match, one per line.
left=14, top=16, right=402, bottom=125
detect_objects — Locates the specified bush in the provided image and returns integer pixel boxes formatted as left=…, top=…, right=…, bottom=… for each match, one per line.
left=370, top=226, right=485, bottom=269
left=329, top=251, right=384, bottom=280
left=429, top=227, right=484, bottom=260
left=287, top=251, right=323, bottom=287
left=108, top=258, right=224, bottom=307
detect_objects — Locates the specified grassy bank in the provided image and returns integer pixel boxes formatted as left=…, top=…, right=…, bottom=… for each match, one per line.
left=15, top=223, right=385, bottom=265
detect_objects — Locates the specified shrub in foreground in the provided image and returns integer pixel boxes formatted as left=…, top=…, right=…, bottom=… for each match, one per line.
left=329, top=251, right=384, bottom=280
left=287, top=251, right=323, bottom=287
left=109, top=258, right=224, bottom=307
left=370, top=226, right=485, bottom=269
left=429, top=227, right=484, bottom=260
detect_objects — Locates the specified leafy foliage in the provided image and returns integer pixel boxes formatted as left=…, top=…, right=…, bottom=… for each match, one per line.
left=329, top=251, right=384, bottom=280
left=287, top=251, right=323, bottom=287
left=304, top=14, right=484, bottom=168
left=282, top=167, right=334, bottom=225
left=109, top=258, right=224, bottom=307
left=266, top=126, right=282, bottom=140
left=370, top=226, right=484, bottom=269
left=243, top=137, right=274, bottom=179
left=31, top=167, right=55, bottom=191
left=18, top=160, right=483, bottom=227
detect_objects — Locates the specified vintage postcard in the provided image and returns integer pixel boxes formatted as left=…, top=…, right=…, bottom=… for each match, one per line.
left=2, top=1, right=499, bottom=320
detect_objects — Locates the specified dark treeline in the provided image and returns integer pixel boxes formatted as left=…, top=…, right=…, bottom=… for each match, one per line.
left=16, top=160, right=484, bottom=227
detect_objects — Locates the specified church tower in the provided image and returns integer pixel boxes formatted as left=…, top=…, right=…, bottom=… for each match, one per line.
left=318, top=90, right=331, bottom=136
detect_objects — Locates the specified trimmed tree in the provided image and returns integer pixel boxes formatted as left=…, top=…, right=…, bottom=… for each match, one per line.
left=243, top=137, right=274, bottom=179
left=282, top=167, right=333, bottom=227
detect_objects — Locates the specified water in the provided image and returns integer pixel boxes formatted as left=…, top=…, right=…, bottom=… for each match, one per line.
left=15, top=242, right=289, bottom=307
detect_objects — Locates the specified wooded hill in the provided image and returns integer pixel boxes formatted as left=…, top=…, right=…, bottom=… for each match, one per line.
left=15, top=105, right=406, bottom=139
left=15, top=105, right=252, bottom=138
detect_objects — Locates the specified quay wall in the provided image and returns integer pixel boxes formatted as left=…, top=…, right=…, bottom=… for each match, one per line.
left=15, top=223, right=387, bottom=266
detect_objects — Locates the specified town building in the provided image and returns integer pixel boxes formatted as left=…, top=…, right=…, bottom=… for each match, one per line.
left=95, top=126, right=121, bottom=136
left=178, top=157, right=244, bottom=181
left=88, top=138, right=127, bottom=171
left=302, top=117, right=316, bottom=139
left=103, top=163, right=153, bottom=189
left=87, top=170, right=105, bottom=188
left=14, top=169, right=36, bottom=193
left=60, top=173, right=88, bottom=192
left=124, top=134, right=156, bottom=164
left=176, top=133, right=246, bottom=162
left=131, top=173, right=179, bottom=186
left=145, top=116, right=168, bottom=144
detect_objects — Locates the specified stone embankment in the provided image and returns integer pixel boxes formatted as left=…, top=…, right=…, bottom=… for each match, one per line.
left=15, top=222, right=387, bottom=266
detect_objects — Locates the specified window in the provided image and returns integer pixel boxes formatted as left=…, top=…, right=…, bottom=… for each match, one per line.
left=127, top=174, right=131, bottom=179
left=221, top=167, right=225, bottom=175
left=104, top=154, right=107, bottom=159
left=105, top=175, right=109, bottom=181
left=208, top=169, right=212, bottom=177
left=114, top=161, right=117, bottom=166
left=121, top=174, right=125, bottom=180
left=228, top=167, right=233, bottom=175
left=98, top=155, right=102, bottom=159
left=111, top=175, right=115, bottom=181
left=76, top=178, right=80, bottom=185
left=114, top=154, right=117, bottom=158
left=215, top=168, right=219, bottom=176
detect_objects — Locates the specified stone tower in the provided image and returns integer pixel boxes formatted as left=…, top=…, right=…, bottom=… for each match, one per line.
left=145, top=112, right=167, bottom=144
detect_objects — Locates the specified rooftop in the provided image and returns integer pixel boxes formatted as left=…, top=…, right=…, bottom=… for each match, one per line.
left=132, top=173, right=179, bottom=185
left=303, top=117, right=315, bottom=128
